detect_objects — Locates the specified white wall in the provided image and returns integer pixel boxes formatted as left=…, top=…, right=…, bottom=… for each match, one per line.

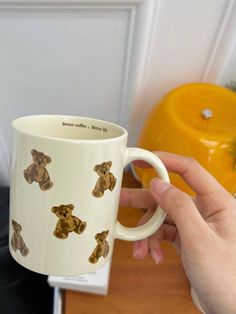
left=131, top=0, right=236, bottom=142
left=0, top=0, right=236, bottom=185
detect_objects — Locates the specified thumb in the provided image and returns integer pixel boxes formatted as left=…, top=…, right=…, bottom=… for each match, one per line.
left=150, top=178, right=207, bottom=240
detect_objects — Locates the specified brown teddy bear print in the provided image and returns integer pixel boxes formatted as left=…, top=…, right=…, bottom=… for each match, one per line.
left=23, top=149, right=53, bottom=191
left=92, top=161, right=117, bottom=198
left=11, top=220, right=29, bottom=257
left=51, top=204, right=87, bottom=239
left=89, top=230, right=110, bottom=264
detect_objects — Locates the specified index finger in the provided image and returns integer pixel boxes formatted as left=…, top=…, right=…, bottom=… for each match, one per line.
left=134, top=151, right=231, bottom=197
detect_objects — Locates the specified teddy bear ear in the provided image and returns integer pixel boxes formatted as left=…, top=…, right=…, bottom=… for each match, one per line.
left=51, top=206, right=57, bottom=213
left=95, top=233, right=100, bottom=240
left=108, top=161, right=112, bottom=167
left=46, top=156, right=52, bottom=163
left=93, top=165, right=99, bottom=171
left=105, top=230, right=109, bottom=235
left=68, top=204, right=74, bottom=210
left=31, top=149, right=37, bottom=156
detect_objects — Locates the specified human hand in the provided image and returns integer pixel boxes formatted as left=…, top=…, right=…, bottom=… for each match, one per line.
left=120, top=152, right=236, bottom=314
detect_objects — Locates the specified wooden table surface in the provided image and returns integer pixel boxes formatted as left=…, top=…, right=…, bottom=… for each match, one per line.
left=64, top=172, right=200, bottom=314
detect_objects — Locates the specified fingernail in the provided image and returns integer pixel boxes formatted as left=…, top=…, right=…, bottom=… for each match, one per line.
left=133, top=252, right=142, bottom=259
left=151, top=178, right=171, bottom=197
left=133, top=241, right=140, bottom=251
left=150, top=249, right=160, bottom=264
left=133, top=241, right=142, bottom=259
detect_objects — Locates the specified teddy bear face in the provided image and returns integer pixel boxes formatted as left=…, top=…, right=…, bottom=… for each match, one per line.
left=95, top=230, right=109, bottom=243
left=51, top=204, right=74, bottom=219
left=31, top=149, right=51, bottom=168
left=94, top=162, right=112, bottom=177
left=12, top=219, right=22, bottom=234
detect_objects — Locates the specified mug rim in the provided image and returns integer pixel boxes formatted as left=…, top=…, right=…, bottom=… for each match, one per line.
left=12, top=114, right=128, bottom=143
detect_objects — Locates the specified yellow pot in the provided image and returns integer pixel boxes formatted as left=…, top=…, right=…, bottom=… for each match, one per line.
left=135, top=83, right=236, bottom=195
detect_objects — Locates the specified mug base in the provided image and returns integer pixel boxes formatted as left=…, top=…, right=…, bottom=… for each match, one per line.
left=9, top=247, right=111, bottom=277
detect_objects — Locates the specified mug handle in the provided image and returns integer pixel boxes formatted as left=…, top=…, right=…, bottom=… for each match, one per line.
left=115, top=147, right=170, bottom=241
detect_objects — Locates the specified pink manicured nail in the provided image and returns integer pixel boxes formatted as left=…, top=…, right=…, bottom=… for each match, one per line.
left=133, top=252, right=142, bottom=259
left=150, top=249, right=160, bottom=264
left=151, top=178, right=171, bottom=197
left=133, top=241, right=143, bottom=259
left=133, top=241, right=140, bottom=251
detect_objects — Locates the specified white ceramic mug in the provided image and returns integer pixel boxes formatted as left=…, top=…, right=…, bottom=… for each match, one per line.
left=9, top=115, right=169, bottom=276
